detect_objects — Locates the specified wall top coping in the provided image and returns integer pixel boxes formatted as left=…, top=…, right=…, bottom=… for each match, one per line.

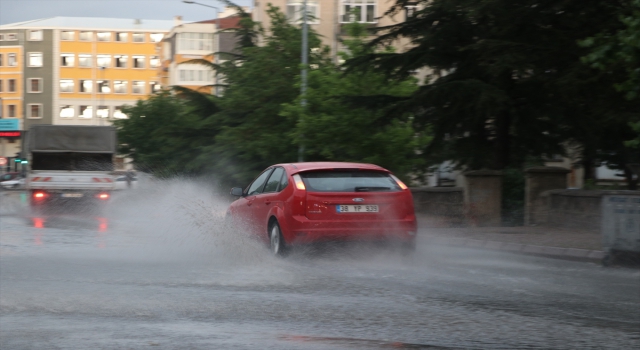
left=545, top=189, right=640, bottom=198
left=464, top=170, right=502, bottom=177
left=410, top=187, right=464, bottom=193
left=525, top=166, right=571, bottom=174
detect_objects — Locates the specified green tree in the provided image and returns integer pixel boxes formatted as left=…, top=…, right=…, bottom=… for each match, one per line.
left=200, top=4, right=326, bottom=184
left=114, top=90, right=219, bottom=177
left=281, top=22, right=427, bottom=180
left=349, top=0, right=628, bottom=174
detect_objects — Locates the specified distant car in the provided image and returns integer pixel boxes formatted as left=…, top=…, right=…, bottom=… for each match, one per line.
left=226, top=162, right=417, bottom=256
left=114, top=175, right=137, bottom=190
left=1, top=178, right=25, bottom=189
left=0, top=173, right=25, bottom=189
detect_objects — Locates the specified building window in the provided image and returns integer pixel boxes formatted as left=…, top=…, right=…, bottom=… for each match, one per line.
left=132, top=81, right=145, bottom=94
left=150, top=81, right=161, bottom=93
left=80, top=80, right=93, bottom=93
left=8, top=79, right=16, bottom=92
left=341, top=0, right=376, bottom=23
left=287, top=1, right=319, bottom=24
left=178, top=67, right=214, bottom=84
left=28, top=104, right=43, bottom=119
left=114, top=55, right=127, bottom=68
left=97, top=106, right=109, bottom=118
left=113, top=106, right=128, bottom=119
left=116, top=32, right=128, bottom=42
left=78, top=54, right=92, bottom=67
left=0, top=80, right=3, bottom=92
left=29, top=78, right=42, bottom=93
left=177, top=33, right=213, bottom=51
left=97, top=80, right=110, bottom=93
left=405, top=4, right=418, bottom=20
left=61, top=53, right=75, bottom=67
left=29, top=30, right=43, bottom=41
left=97, top=54, right=111, bottom=68
left=7, top=105, right=17, bottom=118
left=132, top=55, right=145, bottom=68
left=79, top=31, right=93, bottom=41
left=150, top=33, right=164, bottom=43
left=8, top=53, right=17, bottom=66
left=60, top=79, right=74, bottom=92
left=132, top=33, right=145, bottom=42
left=0, top=53, right=3, bottom=66
left=149, top=55, right=160, bottom=68
left=79, top=105, right=93, bottom=118
left=114, top=80, right=128, bottom=94
left=0, top=34, right=4, bottom=41
left=29, top=53, right=43, bottom=67
left=60, top=105, right=75, bottom=118
left=96, top=32, right=111, bottom=41
left=6, top=33, right=17, bottom=41
left=61, top=30, right=75, bottom=41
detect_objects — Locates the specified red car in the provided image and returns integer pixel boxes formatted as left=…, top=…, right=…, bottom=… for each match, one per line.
left=227, top=162, right=417, bottom=256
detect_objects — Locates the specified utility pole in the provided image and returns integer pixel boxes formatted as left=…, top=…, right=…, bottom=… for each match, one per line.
left=298, top=0, right=308, bottom=162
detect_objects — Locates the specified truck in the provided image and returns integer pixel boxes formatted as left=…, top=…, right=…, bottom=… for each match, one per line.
left=24, top=125, right=117, bottom=208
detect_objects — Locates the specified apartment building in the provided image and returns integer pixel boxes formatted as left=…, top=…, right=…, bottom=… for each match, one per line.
left=0, top=17, right=174, bottom=132
left=253, top=0, right=415, bottom=59
left=159, top=11, right=244, bottom=95
left=0, top=31, right=25, bottom=160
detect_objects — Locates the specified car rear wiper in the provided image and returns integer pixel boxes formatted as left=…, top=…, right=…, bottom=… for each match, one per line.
left=355, top=187, right=392, bottom=192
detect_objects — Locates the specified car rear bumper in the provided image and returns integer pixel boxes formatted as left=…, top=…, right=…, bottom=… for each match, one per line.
left=284, top=215, right=417, bottom=244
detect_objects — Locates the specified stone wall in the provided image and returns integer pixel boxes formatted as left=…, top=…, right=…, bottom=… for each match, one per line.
left=546, top=190, right=640, bottom=232
left=410, top=187, right=464, bottom=226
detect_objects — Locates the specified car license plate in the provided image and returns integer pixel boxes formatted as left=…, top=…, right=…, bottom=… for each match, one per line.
left=61, top=193, right=83, bottom=198
left=336, top=205, right=379, bottom=213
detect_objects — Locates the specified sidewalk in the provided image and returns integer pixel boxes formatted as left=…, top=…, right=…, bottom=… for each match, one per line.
left=417, top=215, right=605, bottom=262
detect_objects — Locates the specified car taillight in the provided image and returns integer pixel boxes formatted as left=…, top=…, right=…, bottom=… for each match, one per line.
left=390, top=174, right=408, bottom=190
left=97, top=193, right=110, bottom=200
left=293, top=174, right=306, bottom=190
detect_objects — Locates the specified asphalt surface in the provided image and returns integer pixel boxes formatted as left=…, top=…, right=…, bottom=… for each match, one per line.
left=1, top=183, right=639, bottom=349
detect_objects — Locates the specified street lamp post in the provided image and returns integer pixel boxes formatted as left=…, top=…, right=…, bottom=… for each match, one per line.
left=298, top=0, right=308, bottom=162
left=182, top=0, right=219, bottom=95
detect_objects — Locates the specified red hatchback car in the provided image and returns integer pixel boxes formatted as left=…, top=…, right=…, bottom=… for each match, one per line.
left=226, top=162, right=417, bottom=256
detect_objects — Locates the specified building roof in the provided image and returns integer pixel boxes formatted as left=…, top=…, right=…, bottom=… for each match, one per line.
left=0, top=17, right=174, bottom=31
left=194, top=15, right=243, bottom=29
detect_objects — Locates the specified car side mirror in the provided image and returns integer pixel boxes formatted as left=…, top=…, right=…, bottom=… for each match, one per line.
left=230, top=187, right=244, bottom=197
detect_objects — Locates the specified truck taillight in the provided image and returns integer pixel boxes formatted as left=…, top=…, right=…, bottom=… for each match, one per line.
left=33, top=192, right=46, bottom=199
left=97, top=193, right=110, bottom=200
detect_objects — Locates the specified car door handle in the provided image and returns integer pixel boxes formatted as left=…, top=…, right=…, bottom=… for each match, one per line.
left=265, top=200, right=272, bottom=205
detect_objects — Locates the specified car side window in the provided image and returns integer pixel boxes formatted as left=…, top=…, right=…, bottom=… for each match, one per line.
left=246, top=169, right=273, bottom=196
left=263, top=167, right=285, bottom=193
left=279, top=172, right=289, bottom=190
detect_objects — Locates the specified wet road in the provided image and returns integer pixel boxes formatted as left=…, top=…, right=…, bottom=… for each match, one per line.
left=1, top=184, right=639, bottom=349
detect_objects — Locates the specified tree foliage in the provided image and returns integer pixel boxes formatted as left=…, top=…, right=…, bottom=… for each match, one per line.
left=115, top=4, right=426, bottom=186
left=349, top=0, right=636, bottom=176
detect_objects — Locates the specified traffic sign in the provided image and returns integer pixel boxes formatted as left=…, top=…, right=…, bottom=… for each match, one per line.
left=0, top=157, right=7, bottom=166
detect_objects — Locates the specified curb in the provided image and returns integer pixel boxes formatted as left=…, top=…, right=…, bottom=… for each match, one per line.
left=431, top=237, right=605, bottom=262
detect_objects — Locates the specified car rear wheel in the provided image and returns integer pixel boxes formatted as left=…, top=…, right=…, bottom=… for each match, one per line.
left=269, top=221, right=288, bottom=257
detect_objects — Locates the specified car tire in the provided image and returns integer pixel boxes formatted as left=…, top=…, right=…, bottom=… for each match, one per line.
left=268, top=220, right=288, bottom=257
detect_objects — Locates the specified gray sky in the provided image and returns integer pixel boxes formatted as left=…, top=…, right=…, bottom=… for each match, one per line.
left=0, top=0, right=253, bottom=25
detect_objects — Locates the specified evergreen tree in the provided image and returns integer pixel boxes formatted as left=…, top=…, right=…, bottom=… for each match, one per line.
left=349, top=0, right=630, bottom=173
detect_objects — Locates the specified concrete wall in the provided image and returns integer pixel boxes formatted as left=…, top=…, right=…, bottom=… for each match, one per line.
left=525, top=167, right=569, bottom=226
left=546, top=190, right=640, bottom=232
left=410, top=187, right=464, bottom=226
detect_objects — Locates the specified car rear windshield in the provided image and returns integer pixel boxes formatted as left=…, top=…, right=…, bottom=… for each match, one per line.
left=300, top=170, right=401, bottom=192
